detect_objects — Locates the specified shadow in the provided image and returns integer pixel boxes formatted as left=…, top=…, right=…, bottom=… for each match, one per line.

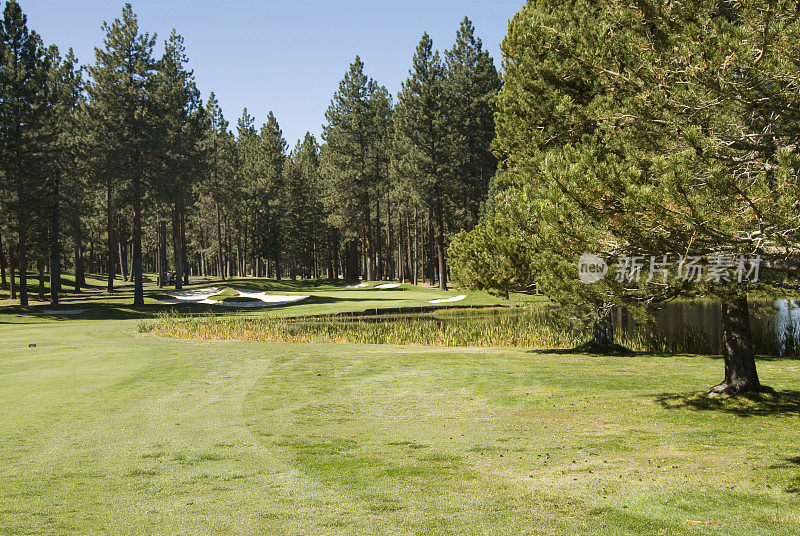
left=301, top=295, right=402, bottom=305
left=191, top=277, right=345, bottom=292
left=654, top=390, right=800, bottom=417
left=524, top=344, right=635, bottom=357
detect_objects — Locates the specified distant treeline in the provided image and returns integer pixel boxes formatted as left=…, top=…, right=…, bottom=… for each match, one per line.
left=0, top=1, right=500, bottom=305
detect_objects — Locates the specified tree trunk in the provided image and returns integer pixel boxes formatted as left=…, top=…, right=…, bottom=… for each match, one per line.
left=73, top=222, right=84, bottom=293
left=10, top=246, right=17, bottom=300
left=216, top=203, right=225, bottom=281
left=89, top=232, right=95, bottom=275
left=362, top=223, right=370, bottom=281
left=106, top=180, right=114, bottom=292
left=37, top=260, right=45, bottom=302
left=427, top=214, right=435, bottom=287
left=375, top=195, right=382, bottom=280
left=118, top=241, right=127, bottom=282
left=592, top=306, right=614, bottom=347
left=50, top=174, right=61, bottom=306
left=0, top=231, right=7, bottom=290
left=708, top=294, right=763, bottom=396
left=16, top=180, right=28, bottom=306
left=412, top=209, right=419, bottom=286
left=181, top=206, right=188, bottom=285
left=172, top=204, right=183, bottom=290
left=132, top=177, right=144, bottom=306
left=434, top=191, right=447, bottom=291
left=159, top=219, right=167, bottom=287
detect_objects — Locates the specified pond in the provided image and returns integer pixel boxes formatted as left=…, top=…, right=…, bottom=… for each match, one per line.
left=342, top=299, right=800, bottom=357
left=615, top=299, right=800, bottom=357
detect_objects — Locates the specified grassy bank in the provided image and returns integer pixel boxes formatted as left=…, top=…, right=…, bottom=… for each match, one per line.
left=1, top=315, right=799, bottom=534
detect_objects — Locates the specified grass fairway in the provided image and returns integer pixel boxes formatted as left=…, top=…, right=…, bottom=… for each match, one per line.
left=1, top=312, right=799, bottom=535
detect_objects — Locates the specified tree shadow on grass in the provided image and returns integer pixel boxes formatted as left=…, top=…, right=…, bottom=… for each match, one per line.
left=525, top=345, right=636, bottom=357
left=654, top=390, right=800, bottom=417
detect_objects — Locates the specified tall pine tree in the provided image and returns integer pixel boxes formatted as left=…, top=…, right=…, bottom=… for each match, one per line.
left=87, top=3, right=157, bottom=305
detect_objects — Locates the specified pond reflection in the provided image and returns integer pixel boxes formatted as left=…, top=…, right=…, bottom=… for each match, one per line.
left=616, top=300, right=800, bottom=357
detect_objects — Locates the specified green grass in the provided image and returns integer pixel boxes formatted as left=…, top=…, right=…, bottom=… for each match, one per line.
left=1, top=276, right=539, bottom=319
left=0, top=313, right=799, bottom=534
left=0, top=271, right=111, bottom=301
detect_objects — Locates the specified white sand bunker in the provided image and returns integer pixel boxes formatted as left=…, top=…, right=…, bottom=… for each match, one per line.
left=428, top=295, right=467, bottom=304
left=375, top=283, right=401, bottom=289
left=161, top=287, right=222, bottom=304
left=344, top=282, right=369, bottom=288
left=161, top=287, right=309, bottom=308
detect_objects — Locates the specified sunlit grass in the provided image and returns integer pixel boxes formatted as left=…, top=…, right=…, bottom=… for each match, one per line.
left=1, top=316, right=799, bottom=534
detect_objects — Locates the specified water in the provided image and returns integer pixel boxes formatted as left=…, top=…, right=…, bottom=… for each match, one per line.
left=616, top=300, right=800, bottom=356
left=339, top=300, right=800, bottom=356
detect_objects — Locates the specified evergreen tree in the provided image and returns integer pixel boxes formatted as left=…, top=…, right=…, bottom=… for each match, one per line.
left=87, top=3, right=157, bottom=304
left=443, top=17, right=501, bottom=230
left=153, top=29, right=203, bottom=290
left=43, top=46, right=84, bottom=304
left=201, top=92, right=236, bottom=279
left=282, top=133, right=321, bottom=278
left=393, top=34, right=450, bottom=290
left=0, top=0, right=49, bottom=306
left=454, top=0, right=800, bottom=394
left=321, top=56, right=391, bottom=281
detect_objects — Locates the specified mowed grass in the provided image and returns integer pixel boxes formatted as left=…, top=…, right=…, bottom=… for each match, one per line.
left=0, top=274, right=537, bottom=316
left=0, top=315, right=799, bottom=535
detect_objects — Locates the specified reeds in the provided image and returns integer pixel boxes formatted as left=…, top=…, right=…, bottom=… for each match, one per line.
left=139, top=306, right=800, bottom=356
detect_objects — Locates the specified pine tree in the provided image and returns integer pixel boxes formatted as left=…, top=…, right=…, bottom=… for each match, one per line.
left=43, top=46, right=84, bottom=304
left=201, top=92, right=235, bottom=279
left=455, top=0, right=800, bottom=394
left=153, top=30, right=203, bottom=290
left=443, top=17, right=501, bottom=231
left=321, top=56, right=391, bottom=281
left=0, top=0, right=49, bottom=306
left=87, top=3, right=157, bottom=305
left=393, top=34, right=449, bottom=290
left=255, top=111, right=287, bottom=277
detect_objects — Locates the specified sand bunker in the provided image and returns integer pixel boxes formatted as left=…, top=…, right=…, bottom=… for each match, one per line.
left=428, top=295, right=467, bottom=304
left=161, top=287, right=309, bottom=308
left=375, top=283, right=401, bottom=289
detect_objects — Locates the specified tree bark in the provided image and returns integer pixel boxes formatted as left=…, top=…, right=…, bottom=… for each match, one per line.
left=118, top=241, right=127, bottom=282
left=132, top=176, right=144, bottom=306
left=375, top=194, right=382, bottom=280
left=37, top=260, right=45, bottom=302
left=172, top=204, right=183, bottom=290
left=16, top=179, right=28, bottom=306
left=73, top=221, right=85, bottom=293
left=10, top=245, right=17, bottom=300
left=50, top=173, right=61, bottom=305
left=106, top=180, right=114, bottom=293
left=412, top=208, right=419, bottom=286
left=427, top=213, right=436, bottom=287
left=181, top=206, right=188, bottom=285
left=0, top=231, right=7, bottom=290
left=434, top=190, right=447, bottom=291
left=216, top=203, right=225, bottom=280
left=592, top=306, right=614, bottom=347
left=158, top=219, right=167, bottom=287
left=708, top=294, right=763, bottom=396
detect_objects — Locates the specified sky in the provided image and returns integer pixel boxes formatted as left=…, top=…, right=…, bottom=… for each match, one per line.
left=23, top=0, right=524, bottom=147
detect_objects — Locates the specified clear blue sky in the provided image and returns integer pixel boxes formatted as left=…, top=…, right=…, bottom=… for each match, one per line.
left=24, top=0, right=524, bottom=147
